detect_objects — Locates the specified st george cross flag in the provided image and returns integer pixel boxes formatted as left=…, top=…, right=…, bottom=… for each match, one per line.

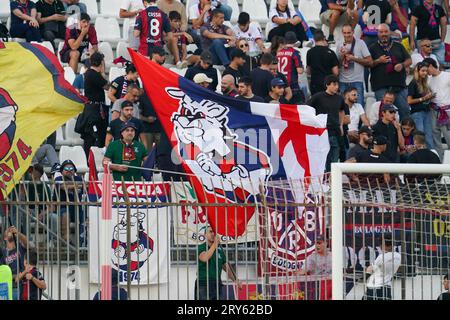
left=130, top=50, right=329, bottom=237
left=0, top=42, right=85, bottom=197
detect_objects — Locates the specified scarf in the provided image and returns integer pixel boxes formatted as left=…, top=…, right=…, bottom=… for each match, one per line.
left=423, top=1, right=438, bottom=28
left=431, top=103, right=450, bottom=126
left=121, top=140, right=136, bottom=161
left=342, top=38, right=356, bottom=69
left=379, top=39, right=398, bottom=73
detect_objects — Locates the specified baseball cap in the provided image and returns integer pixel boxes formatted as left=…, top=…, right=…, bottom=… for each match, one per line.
left=285, top=31, right=298, bottom=44
left=270, top=77, right=285, bottom=87
left=358, top=126, right=373, bottom=135
left=193, top=73, right=213, bottom=84
left=200, top=51, right=213, bottom=64
left=121, top=100, right=134, bottom=108
left=120, top=121, right=137, bottom=133
left=150, top=46, right=166, bottom=57
left=373, top=135, right=388, bottom=145
left=380, top=104, right=398, bottom=112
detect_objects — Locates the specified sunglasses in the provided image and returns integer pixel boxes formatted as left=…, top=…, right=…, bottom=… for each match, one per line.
left=239, top=44, right=249, bottom=48
left=421, top=44, right=431, bottom=48
left=63, top=166, right=75, bottom=171
left=388, top=110, right=397, bottom=114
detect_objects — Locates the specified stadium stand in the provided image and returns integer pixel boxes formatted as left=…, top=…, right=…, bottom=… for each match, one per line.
left=243, top=0, right=268, bottom=24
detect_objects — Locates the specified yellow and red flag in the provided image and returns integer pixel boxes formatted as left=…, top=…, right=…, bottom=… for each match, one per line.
left=0, top=42, right=85, bottom=197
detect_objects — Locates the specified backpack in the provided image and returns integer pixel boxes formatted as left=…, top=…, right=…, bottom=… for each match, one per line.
left=0, top=22, right=9, bottom=42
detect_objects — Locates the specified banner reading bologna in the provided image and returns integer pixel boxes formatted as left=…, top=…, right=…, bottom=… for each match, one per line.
left=0, top=42, right=85, bottom=196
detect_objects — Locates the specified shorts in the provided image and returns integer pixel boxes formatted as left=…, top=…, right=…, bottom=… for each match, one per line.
left=61, top=48, right=82, bottom=63
left=320, top=9, right=351, bottom=25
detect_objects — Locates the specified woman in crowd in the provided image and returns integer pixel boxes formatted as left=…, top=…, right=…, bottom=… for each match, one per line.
left=236, top=38, right=258, bottom=76
left=267, top=0, right=307, bottom=44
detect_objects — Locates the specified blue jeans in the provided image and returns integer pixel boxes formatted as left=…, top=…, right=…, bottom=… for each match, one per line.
left=217, top=4, right=232, bottom=21
left=340, top=81, right=365, bottom=108
left=410, top=111, right=434, bottom=149
left=375, top=87, right=410, bottom=121
left=326, top=135, right=340, bottom=173
left=432, top=42, right=446, bottom=67
left=209, top=39, right=230, bottom=66
left=10, top=23, right=42, bottom=42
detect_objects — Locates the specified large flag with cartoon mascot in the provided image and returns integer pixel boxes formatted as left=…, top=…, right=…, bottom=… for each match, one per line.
left=0, top=42, right=85, bottom=197
left=130, top=49, right=330, bottom=237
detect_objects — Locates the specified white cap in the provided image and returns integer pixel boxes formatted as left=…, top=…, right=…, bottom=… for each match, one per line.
left=193, top=73, right=213, bottom=84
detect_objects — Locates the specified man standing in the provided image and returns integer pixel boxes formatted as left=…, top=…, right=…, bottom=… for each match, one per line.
left=250, top=53, right=276, bottom=99
left=410, top=0, right=447, bottom=66
left=36, top=0, right=67, bottom=50
left=372, top=104, right=404, bottom=162
left=111, top=84, right=142, bottom=121
left=277, top=31, right=305, bottom=104
left=367, top=90, right=399, bottom=126
left=410, top=38, right=439, bottom=70
left=223, top=49, right=246, bottom=87
left=103, top=122, right=148, bottom=182
left=425, top=57, right=450, bottom=160
left=59, top=13, right=98, bottom=73
left=200, top=9, right=236, bottom=66
left=407, top=131, right=441, bottom=164
left=308, top=75, right=346, bottom=172
left=134, top=0, right=174, bottom=58
left=265, top=78, right=289, bottom=103
left=320, top=0, right=358, bottom=44
left=106, top=100, right=145, bottom=147
left=196, top=226, right=242, bottom=300
left=299, top=235, right=332, bottom=277
left=220, top=74, right=238, bottom=97
left=337, top=24, right=372, bottom=107
left=364, top=235, right=401, bottom=300
left=344, top=87, right=370, bottom=141
left=369, top=24, right=411, bottom=121
left=236, top=77, right=265, bottom=102
left=307, top=30, right=339, bottom=95
left=185, top=51, right=218, bottom=91
left=120, top=0, right=145, bottom=50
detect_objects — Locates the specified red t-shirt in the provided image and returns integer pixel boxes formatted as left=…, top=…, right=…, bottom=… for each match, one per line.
left=59, top=25, right=98, bottom=59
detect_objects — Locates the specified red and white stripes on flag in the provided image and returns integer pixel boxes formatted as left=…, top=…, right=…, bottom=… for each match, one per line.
left=100, top=165, right=112, bottom=300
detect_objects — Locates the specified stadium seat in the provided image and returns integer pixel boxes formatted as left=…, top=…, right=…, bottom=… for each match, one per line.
left=31, top=41, right=55, bottom=54
left=168, top=66, right=187, bottom=77
left=116, top=41, right=132, bottom=61
left=299, top=0, right=322, bottom=26
left=109, top=66, right=126, bottom=82
left=443, top=150, right=450, bottom=164
left=99, top=0, right=122, bottom=18
left=214, top=67, right=222, bottom=93
left=95, top=17, right=122, bottom=42
left=446, top=25, right=450, bottom=44
left=122, top=18, right=131, bottom=42
left=265, top=21, right=273, bottom=40
left=0, top=0, right=10, bottom=20
left=185, top=0, right=194, bottom=18
left=269, top=0, right=294, bottom=9
left=64, top=67, right=76, bottom=85
left=59, top=145, right=88, bottom=173
left=242, top=0, right=268, bottom=23
left=228, top=0, right=240, bottom=23
left=223, top=21, right=233, bottom=29
left=90, top=146, right=106, bottom=172
left=65, top=118, right=84, bottom=146
left=55, top=126, right=67, bottom=147
left=80, top=0, right=99, bottom=19
left=98, top=41, right=114, bottom=68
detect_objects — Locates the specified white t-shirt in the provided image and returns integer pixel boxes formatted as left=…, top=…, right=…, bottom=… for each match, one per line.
left=367, top=101, right=400, bottom=126
left=188, top=0, right=227, bottom=22
left=268, top=5, right=298, bottom=30
left=121, top=0, right=145, bottom=27
left=348, top=103, right=365, bottom=131
left=411, top=52, right=439, bottom=70
left=232, top=23, right=263, bottom=54
left=366, top=251, right=401, bottom=288
left=428, top=71, right=450, bottom=107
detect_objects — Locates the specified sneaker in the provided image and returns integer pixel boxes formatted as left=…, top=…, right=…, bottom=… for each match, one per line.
left=176, top=61, right=184, bottom=69
left=327, top=35, right=335, bottom=44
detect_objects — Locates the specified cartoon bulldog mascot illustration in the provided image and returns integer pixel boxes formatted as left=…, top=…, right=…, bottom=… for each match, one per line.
left=112, top=210, right=154, bottom=272
left=0, top=88, right=18, bottom=161
left=167, top=88, right=272, bottom=203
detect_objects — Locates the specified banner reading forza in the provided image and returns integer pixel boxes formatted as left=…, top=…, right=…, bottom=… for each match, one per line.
left=89, top=182, right=171, bottom=285
left=172, top=182, right=257, bottom=245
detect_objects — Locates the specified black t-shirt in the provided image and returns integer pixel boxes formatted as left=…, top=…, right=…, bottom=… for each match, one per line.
left=264, top=95, right=289, bottom=103
left=307, top=92, right=345, bottom=136
left=110, top=76, right=140, bottom=100
left=369, top=41, right=410, bottom=91
left=408, top=79, right=430, bottom=113
left=242, top=55, right=258, bottom=76
left=363, top=0, right=391, bottom=24
left=250, top=67, right=274, bottom=99
left=185, top=64, right=218, bottom=91
left=356, top=149, right=391, bottom=163
left=223, top=66, right=243, bottom=87
left=139, top=92, right=162, bottom=133
left=236, top=95, right=265, bottom=102
left=412, top=4, right=446, bottom=41
left=347, top=143, right=368, bottom=160
left=372, top=120, right=400, bottom=162
left=407, top=148, right=441, bottom=164
left=84, top=69, right=107, bottom=103
left=107, top=117, right=143, bottom=141
left=306, top=46, right=339, bottom=90
left=437, top=292, right=450, bottom=300
left=36, top=0, right=65, bottom=17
